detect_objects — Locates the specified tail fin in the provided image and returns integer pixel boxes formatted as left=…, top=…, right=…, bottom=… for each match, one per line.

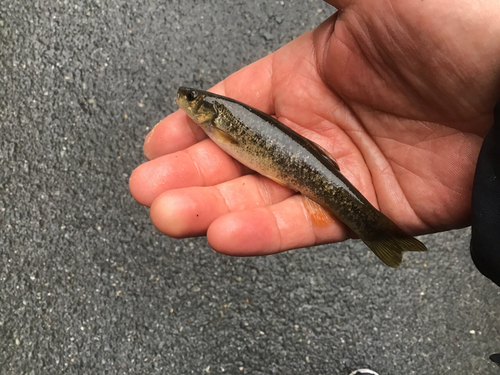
left=362, top=235, right=427, bottom=268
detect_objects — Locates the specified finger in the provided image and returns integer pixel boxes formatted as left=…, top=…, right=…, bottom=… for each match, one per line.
left=149, top=174, right=294, bottom=237
left=207, top=194, right=350, bottom=256
left=143, top=53, right=275, bottom=160
left=129, top=139, right=246, bottom=207
left=143, top=111, right=207, bottom=161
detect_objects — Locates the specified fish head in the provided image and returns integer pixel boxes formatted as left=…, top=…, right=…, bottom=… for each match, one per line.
left=176, top=87, right=217, bottom=126
left=176, top=87, right=242, bottom=147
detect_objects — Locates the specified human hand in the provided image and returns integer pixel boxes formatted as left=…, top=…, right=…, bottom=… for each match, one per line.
left=130, top=0, right=500, bottom=256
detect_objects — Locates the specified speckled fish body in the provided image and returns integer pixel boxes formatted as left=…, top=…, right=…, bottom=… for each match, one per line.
left=176, top=87, right=427, bottom=267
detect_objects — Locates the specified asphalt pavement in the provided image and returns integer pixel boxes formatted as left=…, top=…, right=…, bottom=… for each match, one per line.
left=1, top=1, right=499, bottom=374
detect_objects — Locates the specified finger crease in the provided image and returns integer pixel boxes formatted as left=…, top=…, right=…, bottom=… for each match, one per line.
left=256, top=175, right=273, bottom=206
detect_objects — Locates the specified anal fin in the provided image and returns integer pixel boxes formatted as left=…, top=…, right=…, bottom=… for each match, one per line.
left=302, top=196, right=335, bottom=228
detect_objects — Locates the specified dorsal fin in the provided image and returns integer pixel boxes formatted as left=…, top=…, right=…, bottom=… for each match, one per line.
left=303, top=138, right=340, bottom=172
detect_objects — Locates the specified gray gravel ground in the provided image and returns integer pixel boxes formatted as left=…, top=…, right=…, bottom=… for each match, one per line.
left=1, top=1, right=499, bottom=374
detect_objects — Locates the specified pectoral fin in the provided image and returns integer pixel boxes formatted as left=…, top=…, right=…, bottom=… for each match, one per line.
left=212, top=127, right=239, bottom=145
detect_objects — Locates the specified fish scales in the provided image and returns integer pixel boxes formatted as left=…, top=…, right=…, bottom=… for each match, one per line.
left=176, top=87, right=427, bottom=267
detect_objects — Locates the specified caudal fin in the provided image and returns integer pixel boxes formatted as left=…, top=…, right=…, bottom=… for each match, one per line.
left=362, top=235, right=427, bottom=268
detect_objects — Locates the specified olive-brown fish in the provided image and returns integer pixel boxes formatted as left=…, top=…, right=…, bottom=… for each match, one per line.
left=176, top=87, right=427, bottom=267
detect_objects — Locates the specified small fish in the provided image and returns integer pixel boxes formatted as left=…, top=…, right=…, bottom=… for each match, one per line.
left=176, top=87, right=427, bottom=267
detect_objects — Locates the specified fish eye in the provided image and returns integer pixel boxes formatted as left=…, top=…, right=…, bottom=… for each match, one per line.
left=186, top=90, right=198, bottom=101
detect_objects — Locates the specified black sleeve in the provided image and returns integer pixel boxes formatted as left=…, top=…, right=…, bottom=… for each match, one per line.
left=470, top=102, right=500, bottom=287
left=490, top=353, right=500, bottom=367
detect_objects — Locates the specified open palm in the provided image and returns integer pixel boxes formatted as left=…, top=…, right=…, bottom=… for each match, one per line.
left=130, top=0, right=500, bottom=256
